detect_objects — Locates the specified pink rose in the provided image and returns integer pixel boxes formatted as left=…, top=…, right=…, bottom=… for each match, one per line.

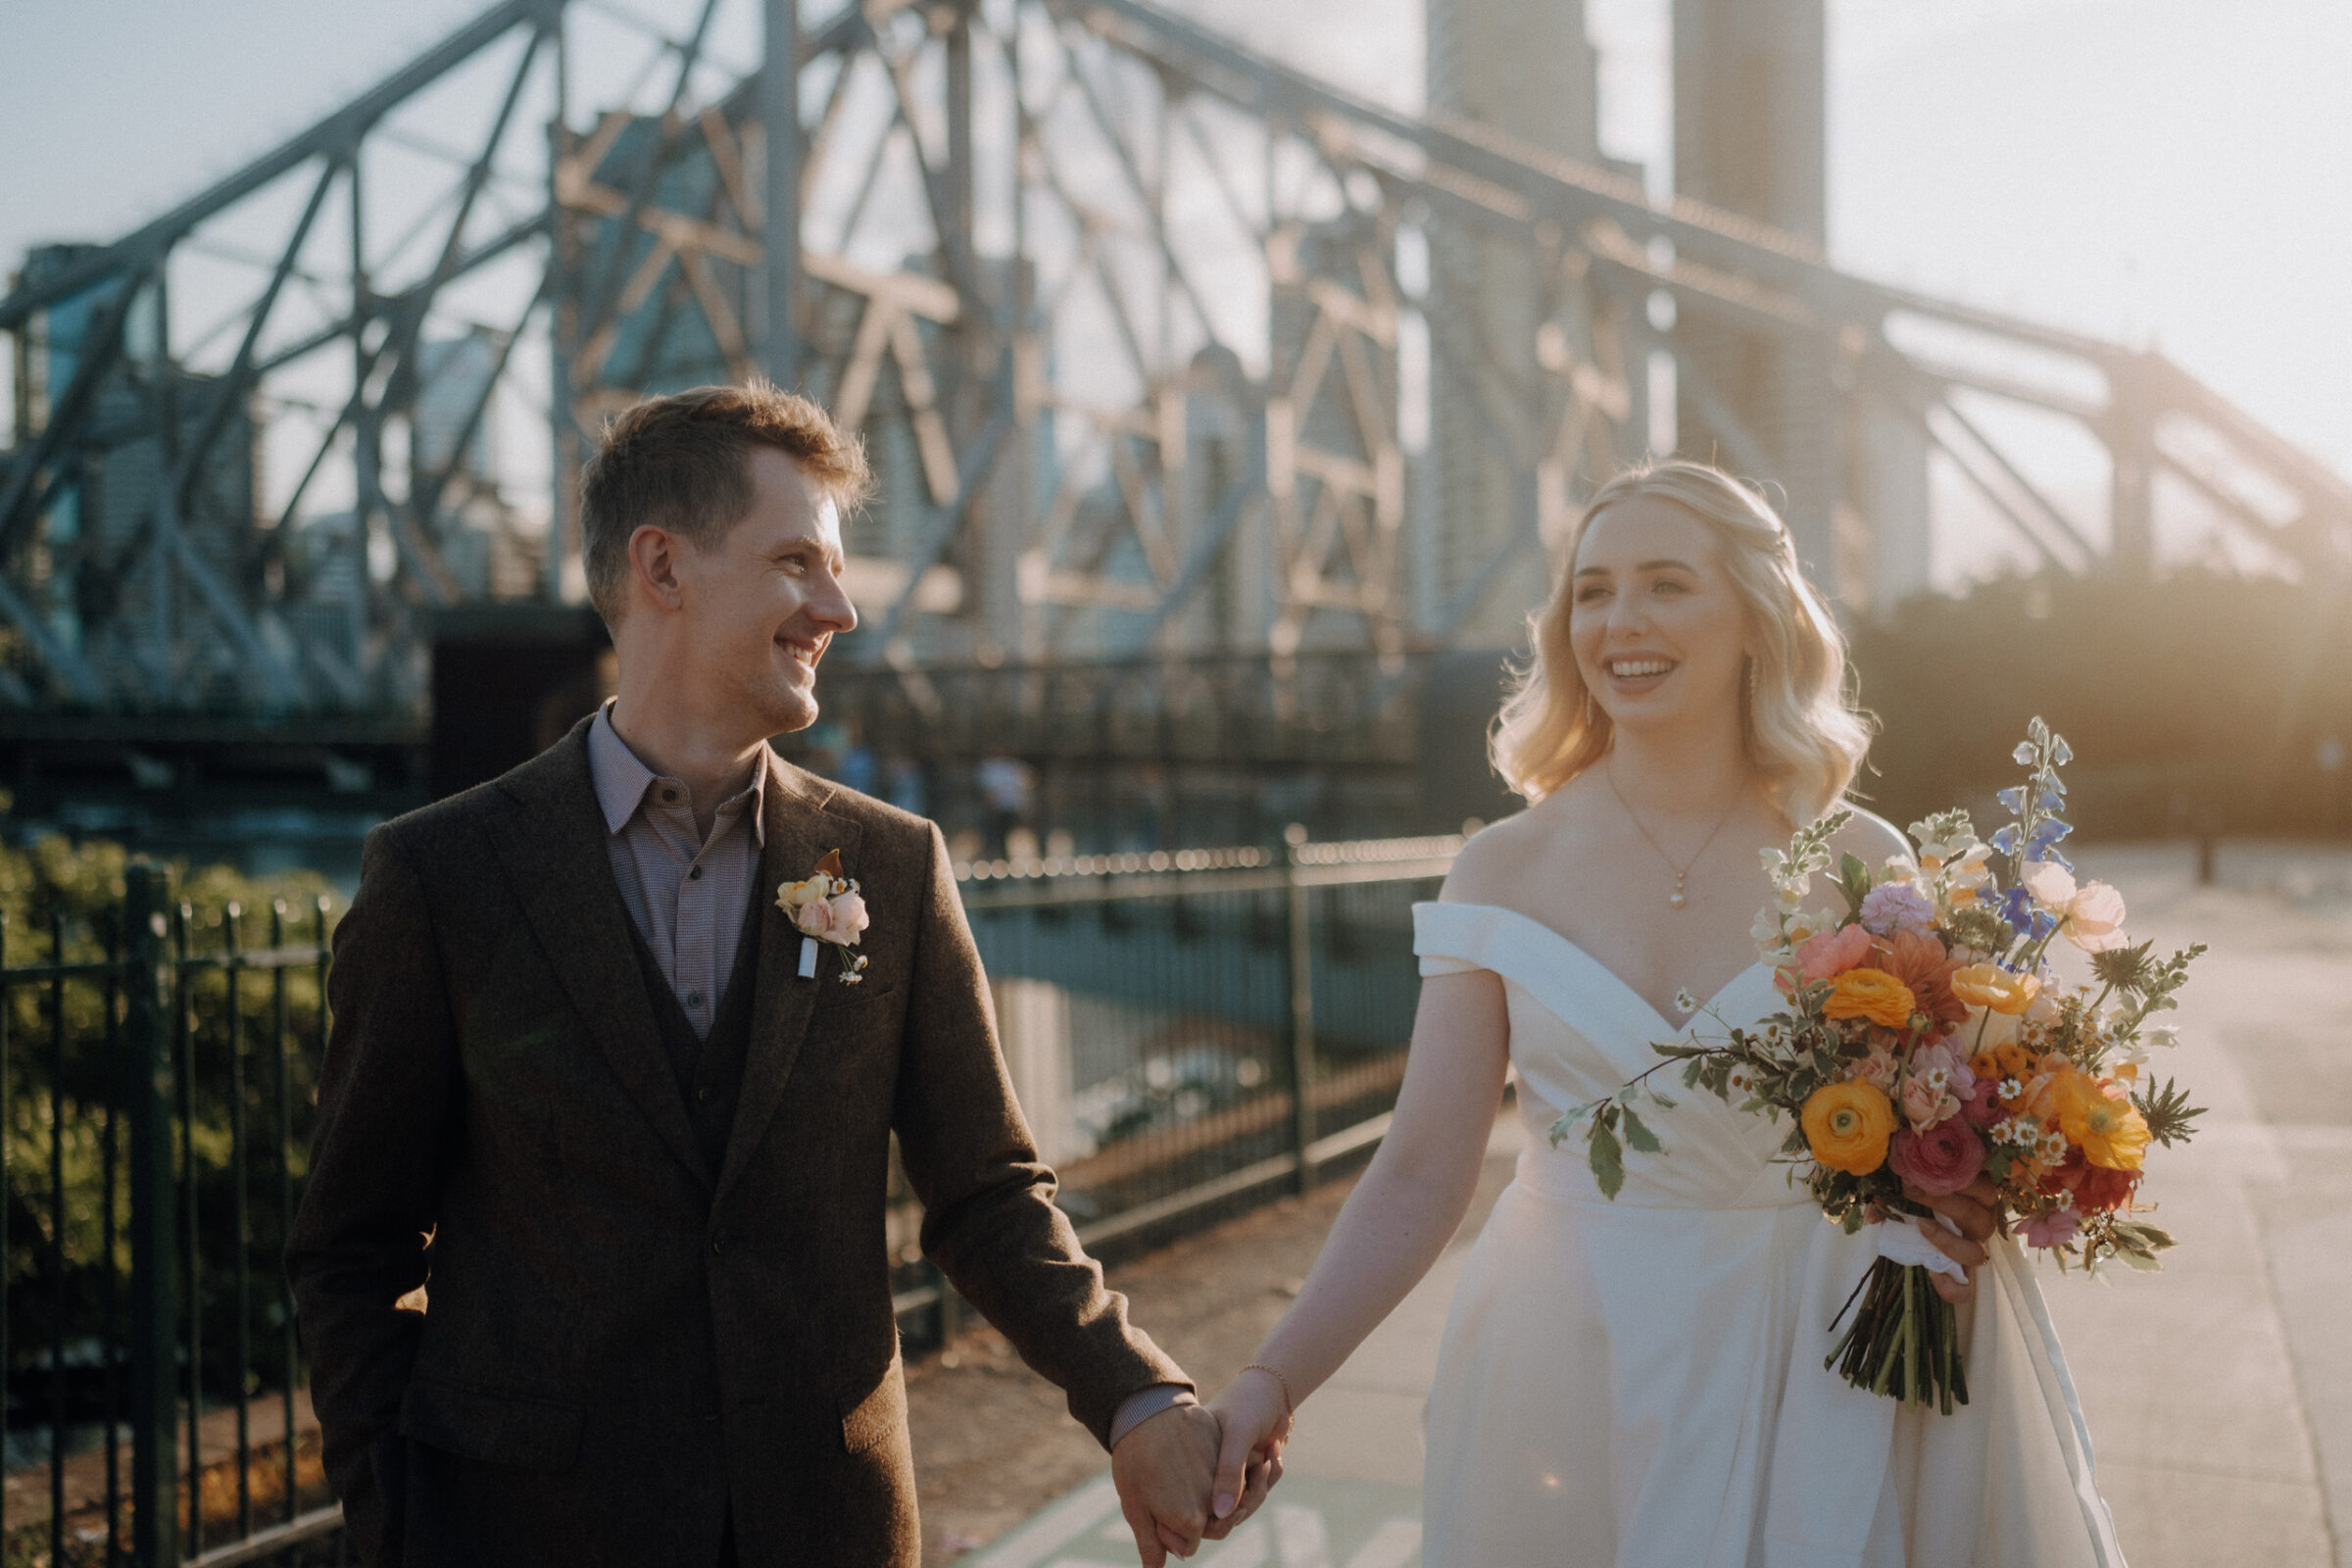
left=1900, top=1075, right=1959, bottom=1131
left=2021, top=1208, right=2080, bottom=1250
left=1794, top=923, right=1874, bottom=985
left=1912, top=1040, right=1973, bottom=1095
left=1853, top=1047, right=1898, bottom=1091
left=1886, top=1116, right=1987, bottom=1198
left=1961, top=1075, right=2003, bottom=1129
left=826, top=890, right=869, bottom=944
left=793, top=899, right=840, bottom=941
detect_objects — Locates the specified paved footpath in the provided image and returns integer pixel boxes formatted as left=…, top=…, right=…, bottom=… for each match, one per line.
left=956, top=843, right=2352, bottom=1568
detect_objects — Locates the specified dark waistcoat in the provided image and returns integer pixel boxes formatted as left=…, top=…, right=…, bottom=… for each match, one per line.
left=625, top=897, right=761, bottom=1176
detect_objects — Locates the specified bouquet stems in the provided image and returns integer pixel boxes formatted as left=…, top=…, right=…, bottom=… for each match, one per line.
left=1827, top=1256, right=1970, bottom=1412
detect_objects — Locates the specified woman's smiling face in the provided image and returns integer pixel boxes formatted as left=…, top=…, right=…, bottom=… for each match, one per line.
left=1568, top=493, right=1752, bottom=734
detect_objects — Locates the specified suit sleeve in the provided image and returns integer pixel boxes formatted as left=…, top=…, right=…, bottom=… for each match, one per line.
left=891, top=821, right=1190, bottom=1447
left=286, top=823, right=461, bottom=1564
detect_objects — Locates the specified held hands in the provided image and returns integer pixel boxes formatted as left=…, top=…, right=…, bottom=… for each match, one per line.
left=1899, top=1172, right=2004, bottom=1306
left=1108, top=1400, right=1280, bottom=1565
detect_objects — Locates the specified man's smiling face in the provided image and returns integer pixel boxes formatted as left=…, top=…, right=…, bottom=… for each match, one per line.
left=667, top=446, right=858, bottom=736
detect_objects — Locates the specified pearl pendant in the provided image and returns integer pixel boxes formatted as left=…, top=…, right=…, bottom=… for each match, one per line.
left=1668, top=880, right=1689, bottom=910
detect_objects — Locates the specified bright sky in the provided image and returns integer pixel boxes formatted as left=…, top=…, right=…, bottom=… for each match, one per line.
left=3, top=0, right=2346, bottom=477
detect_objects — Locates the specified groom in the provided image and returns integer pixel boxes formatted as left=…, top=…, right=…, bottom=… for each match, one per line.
left=289, top=382, right=1265, bottom=1565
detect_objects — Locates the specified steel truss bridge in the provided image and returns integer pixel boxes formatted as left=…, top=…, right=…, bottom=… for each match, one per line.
left=3, top=0, right=2348, bottom=760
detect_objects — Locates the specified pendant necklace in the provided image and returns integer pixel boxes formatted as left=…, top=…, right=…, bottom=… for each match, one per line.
left=1604, top=756, right=1744, bottom=910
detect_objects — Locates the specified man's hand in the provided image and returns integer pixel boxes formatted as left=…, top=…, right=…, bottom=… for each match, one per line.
left=1900, top=1172, right=2002, bottom=1305
left=1110, top=1403, right=1220, bottom=1565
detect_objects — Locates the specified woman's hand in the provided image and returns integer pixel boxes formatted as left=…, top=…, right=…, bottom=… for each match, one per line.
left=1206, top=1368, right=1294, bottom=1525
left=1900, top=1172, right=2002, bottom=1305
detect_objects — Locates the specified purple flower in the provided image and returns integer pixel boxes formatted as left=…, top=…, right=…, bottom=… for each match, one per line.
left=1998, top=884, right=2036, bottom=936
left=1859, top=882, right=1936, bottom=938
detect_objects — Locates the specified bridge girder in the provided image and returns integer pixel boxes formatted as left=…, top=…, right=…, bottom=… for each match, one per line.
left=1, top=0, right=2345, bottom=719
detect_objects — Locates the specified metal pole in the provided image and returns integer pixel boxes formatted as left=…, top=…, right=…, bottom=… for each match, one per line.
left=122, top=862, right=180, bottom=1568
left=944, top=0, right=976, bottom=301
left=1283, top=823, right=1317, bottom=1193
left=760, top=0, right=802, bottom=389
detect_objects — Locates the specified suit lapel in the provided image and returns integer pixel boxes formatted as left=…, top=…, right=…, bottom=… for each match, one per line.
left=485, top=722, right=715, bottom=1191
left=712, top=761, right=862, bottom=1209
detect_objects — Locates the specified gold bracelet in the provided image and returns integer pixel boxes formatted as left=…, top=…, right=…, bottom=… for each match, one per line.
left=1240, top=1362, right=1295, bottom=1415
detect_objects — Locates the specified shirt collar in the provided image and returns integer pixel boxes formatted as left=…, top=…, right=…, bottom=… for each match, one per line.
left=587, top=699, right=769, bottom=846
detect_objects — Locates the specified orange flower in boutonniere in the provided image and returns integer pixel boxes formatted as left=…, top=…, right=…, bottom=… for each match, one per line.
left=778, top=849, right=870, bottom=984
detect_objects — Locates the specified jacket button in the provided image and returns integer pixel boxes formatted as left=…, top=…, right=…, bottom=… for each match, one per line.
left=686, top=992, right=704, bottom=1009
left=710, top=1236, right=725, bottom=1256
left=696, top=1085, right=717, bottom=1104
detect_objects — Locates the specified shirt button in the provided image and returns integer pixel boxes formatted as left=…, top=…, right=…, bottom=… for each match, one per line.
left=662, top=788, right=679, bottom=804
left=688, top=865, right=703, bottom=880
left=696, top=1085, right=717, bottom=1104
left=686, top=992, right=704, bottom=1009
left=710, top=1236, right=725, bottom=1256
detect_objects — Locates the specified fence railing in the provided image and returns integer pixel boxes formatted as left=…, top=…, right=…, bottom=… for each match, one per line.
left=5, top=830, right=1462, bottom=1565
left=3, top=865, right=340, bottom=1568
left=889, top=829, right=1463, bottom=1327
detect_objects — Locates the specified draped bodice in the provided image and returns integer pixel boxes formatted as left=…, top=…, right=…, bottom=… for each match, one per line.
left=1414, top=901, right=1806, bottom=1211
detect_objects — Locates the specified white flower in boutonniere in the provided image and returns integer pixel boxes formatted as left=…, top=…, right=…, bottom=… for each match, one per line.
left=777, top=849, right=871, bottom=984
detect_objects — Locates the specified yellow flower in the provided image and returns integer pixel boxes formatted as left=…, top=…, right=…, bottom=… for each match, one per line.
left=1802, top=1081, right=1898, bottom=1175
left=1989, top=1037, right=2035, bottom=1080
left=2052, top=1071, right=2150, bottom=1171
left=1822, top=968, right=1919, bottom=1031
left=1950, top=963, right=2040, bottom=1015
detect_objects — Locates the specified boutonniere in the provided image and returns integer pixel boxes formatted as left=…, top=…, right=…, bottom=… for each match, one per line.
left=777, top=849, right=871, bottom=984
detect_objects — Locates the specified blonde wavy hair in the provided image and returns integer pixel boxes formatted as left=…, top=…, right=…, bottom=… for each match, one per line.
left=1489, top=460, right=1872, bottom=825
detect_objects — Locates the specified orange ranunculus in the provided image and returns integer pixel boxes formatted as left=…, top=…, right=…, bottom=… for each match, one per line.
left=1802, top=1081, right=1898, bottom=1175
left=1822, top=968, right=1919, bottom=1031
left=1879, top=931, right=1970, bottom=1025
left=2053, top=1072, right=2151, bottom=1171
left=1950, top=962, right=2041, bottom=1016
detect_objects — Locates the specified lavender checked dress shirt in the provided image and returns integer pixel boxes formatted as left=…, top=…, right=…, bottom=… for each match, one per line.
left=584, top=702, right=1188, bottom=1445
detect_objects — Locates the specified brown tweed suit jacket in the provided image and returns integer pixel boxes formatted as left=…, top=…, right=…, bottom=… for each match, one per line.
left=287, top=719, right=1185, bottom=1567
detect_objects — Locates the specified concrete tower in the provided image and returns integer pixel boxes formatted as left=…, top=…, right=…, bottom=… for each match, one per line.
left=1423, top=0, right=1604, bottom=643
left=1671, top=0, right=1928, bottom=611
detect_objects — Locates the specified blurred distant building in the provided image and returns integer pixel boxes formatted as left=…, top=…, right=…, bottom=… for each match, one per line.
left=415, top=329, right=499, bottom=484
left=7, top=243, right=263, bottom=707
left=415, top=328, right=541, bottom=603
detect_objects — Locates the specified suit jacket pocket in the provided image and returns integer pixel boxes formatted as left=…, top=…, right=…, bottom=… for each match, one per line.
left=838, top=1361, right=906, bottom=1455
left=400, top=1374, right=584, bottom=1471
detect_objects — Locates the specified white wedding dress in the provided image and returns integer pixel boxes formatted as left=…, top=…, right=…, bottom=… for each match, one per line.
left=1413, top=902, right=2127, bottom=1568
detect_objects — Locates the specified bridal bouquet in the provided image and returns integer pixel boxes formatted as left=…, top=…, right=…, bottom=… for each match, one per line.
left=1552, top=718, right=2206, bottom=1411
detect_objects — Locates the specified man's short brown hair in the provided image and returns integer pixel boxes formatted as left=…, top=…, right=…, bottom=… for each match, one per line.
left=579, top=380, right=871, bottom=624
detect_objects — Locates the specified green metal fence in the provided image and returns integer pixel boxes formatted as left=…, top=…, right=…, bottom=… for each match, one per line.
left=3, top=864, right=340, bottom=1568
left=4, top=830, right=1460, bottom=1565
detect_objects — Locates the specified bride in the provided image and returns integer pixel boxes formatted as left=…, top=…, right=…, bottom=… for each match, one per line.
left=1205, top=462, right=2125, bottom=1565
